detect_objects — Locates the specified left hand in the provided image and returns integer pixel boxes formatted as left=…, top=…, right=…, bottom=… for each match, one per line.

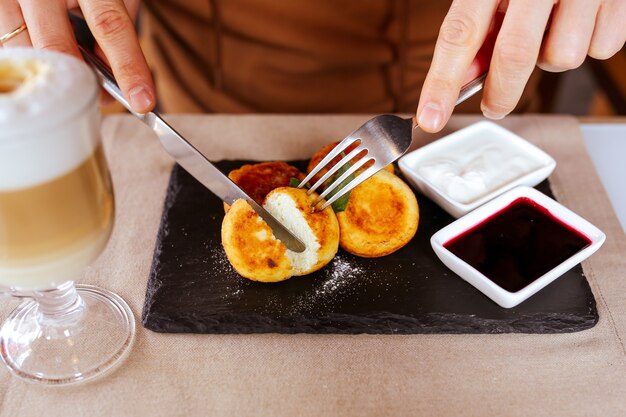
left=416, top=0, right=626, bottom=133
left=0, top=0, right=155, bottom=113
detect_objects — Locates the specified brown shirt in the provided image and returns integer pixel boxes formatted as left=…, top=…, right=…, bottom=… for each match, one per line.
left=141, top=0, right=539, bottom=114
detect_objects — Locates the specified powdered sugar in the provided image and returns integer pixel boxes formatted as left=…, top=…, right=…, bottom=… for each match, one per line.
left=214, top=242, right=369, bottom=313
left=317, top=253, right=364, bottom=296
left=288, top=252, right=367, bottom=313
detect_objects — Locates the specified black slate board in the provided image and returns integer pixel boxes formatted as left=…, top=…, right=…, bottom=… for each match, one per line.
left=141, top=161, right=598, bottom=334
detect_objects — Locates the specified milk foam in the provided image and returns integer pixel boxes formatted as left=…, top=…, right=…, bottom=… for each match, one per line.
left=0, top=48, right=99, bottom=191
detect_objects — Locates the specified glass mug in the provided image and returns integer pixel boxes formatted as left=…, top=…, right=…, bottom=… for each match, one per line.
left=0, top=48, right=135, bottom=385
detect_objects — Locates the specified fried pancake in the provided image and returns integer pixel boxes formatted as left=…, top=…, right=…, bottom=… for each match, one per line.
left=225, top=162, right=305, bottom=212
left=221, top=188, right=339, bottom=281
left=264, top=187, right=339, bottom=276
left=222, top=199, right=292, bottom=282
left=336, top=170, right=419, bottom=257
left=307, top=141, right=394, bottom=186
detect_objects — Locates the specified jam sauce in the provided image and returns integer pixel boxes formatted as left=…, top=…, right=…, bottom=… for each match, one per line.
left=444, top=197, right=591, bottom=292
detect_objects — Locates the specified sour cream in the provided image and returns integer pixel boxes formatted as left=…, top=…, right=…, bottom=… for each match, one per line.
left=417, top=138, right=544, bottom=204
left=398, top=121, right=556, bottom=218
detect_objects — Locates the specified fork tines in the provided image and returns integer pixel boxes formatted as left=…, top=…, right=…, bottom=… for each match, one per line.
left=298, top=137, right=376, bottom=211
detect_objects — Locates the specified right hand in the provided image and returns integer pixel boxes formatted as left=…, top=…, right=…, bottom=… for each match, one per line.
left=0, top=0, right=155, bottom=113
left=417, top=0, right=626, bottom=133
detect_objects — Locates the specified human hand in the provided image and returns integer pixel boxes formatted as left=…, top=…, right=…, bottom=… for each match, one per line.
left=0, top=0, right=155, bottom=113
left=417, top=0, right=626, bottom=133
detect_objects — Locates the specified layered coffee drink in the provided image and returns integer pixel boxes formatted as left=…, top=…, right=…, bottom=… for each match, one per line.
left=0, top=48, right=113, bottom=290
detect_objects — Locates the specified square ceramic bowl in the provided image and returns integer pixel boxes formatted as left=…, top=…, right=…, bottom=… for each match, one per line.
left=398, top=121, right=556, bottom=218
left=430, top=186, right=605, bottom=308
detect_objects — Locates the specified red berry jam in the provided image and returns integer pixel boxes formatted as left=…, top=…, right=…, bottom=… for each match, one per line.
left=444, top=197, right=591, bottom=292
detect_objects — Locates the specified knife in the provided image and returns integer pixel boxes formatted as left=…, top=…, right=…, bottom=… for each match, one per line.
left=77, top=46, right=306, bottom=253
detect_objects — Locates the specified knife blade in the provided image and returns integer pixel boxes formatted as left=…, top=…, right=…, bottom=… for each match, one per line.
left=78, top=46, right=306, bottom=253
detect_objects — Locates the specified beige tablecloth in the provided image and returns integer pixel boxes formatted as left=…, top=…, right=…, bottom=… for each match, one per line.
left=1, top=115, right=625, bottom=417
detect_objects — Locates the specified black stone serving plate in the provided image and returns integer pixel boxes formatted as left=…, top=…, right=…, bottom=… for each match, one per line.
left=141, top=161, right=598, bottom=334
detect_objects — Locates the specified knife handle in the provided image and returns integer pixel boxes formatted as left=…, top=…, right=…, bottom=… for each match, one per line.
left=71, top=12, right=143, bottom=118
left=74, top=23, right=307, bottom=253
left=77, top=44, right=146, bottom=119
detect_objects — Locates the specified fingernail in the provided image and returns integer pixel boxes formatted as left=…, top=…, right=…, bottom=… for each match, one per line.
left=482, top=107, right=505, bottom=120
left=418, top=102, right=445, bottom=132
left=129, top=86, right=153, bottom=112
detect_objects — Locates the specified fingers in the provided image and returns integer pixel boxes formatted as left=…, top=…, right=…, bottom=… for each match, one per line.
left=19, top=0, right=80, bottom=58
left=463, top=10, right=504, bottom=84
left=0, top=0, right=31, bottom=46
left=588, top=0, right=626, bottom=60
left=78, top=0, right=155, bottom=113
left=480, top=0, right=554, bottom=120
left=538, top=0, right=600, bottom=72
left=122, top=0, right=142, bottom=21
left=417, top=0, right=499, bottom=132
left=2, top=0, right=154, bottom=112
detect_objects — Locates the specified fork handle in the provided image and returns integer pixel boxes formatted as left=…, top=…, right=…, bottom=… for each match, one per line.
left=456, top=73, right=487, bottom=107
left=404, top=74, right=486, bottom=133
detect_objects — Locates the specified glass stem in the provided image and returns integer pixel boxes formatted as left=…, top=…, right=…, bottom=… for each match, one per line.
left=34, top=281, right=85, bottom=326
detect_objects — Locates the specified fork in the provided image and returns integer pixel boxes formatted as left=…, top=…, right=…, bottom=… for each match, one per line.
left=299, top=74, right=487, bottom=211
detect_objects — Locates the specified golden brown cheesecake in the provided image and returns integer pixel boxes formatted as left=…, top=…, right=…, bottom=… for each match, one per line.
left=222, top=187, right=339, bottom=282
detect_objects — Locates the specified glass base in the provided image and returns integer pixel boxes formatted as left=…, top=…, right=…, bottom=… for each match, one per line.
left=0, top=284, right=135, bottom=385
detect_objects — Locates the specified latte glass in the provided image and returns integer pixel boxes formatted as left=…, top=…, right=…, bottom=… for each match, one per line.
left=0, top=48, right=135, bottom=385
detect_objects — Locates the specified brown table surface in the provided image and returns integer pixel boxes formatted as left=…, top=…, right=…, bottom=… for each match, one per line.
left=1, top=114, right=625, bottom=417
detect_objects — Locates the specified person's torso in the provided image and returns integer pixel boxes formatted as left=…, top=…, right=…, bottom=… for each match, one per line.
left=142, top=0, right=450, bottom=113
